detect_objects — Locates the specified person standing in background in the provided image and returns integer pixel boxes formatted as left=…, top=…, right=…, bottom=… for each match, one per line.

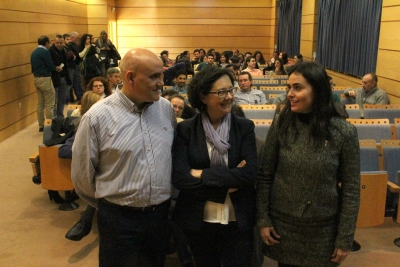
left=30, top=35, right=58, bottom=132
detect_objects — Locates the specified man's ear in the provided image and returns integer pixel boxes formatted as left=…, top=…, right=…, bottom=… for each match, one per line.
left=129, top=73, right=134, bottom=84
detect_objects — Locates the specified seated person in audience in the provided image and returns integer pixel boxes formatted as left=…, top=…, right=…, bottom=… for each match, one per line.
left=171, top=70, right=188, bottom=94
left=86, top=76, right=111, bottom=99
left=106, top=67, right=121, bottom=94
left=162, top=89, right=179, bottom=100
left=229, top=56, right=241, bottom=68
left=59, top=91, right=101, bottom=241
left=233, top=49, right=239, bottom=57
left=328, top=75, right=341, bottom=103
left=273, top=92, right=287, bottom=107
left=242, top=56, right=263, bottom=76
left=196, top=53, right=214, bottom=71
left=164, top=57, right=194, bottom=86
left=160, top=50, right=174, bottom=66
left=272, top=58, right=286, bottom=75
left=191, top=49, right=201, bottom=67
left=279, top=51, right=289, bottom=66
left=226, top=64, right=240, bottom=88
left=219, top=52, right=229, bottom=68
left=344, top=73, right=389, bottom=106
left=254, top=50, right=266, bottom=66
left=293, top=54, right=303, bottom=64
left=235, top=71, right=267, bottom=105
left=169, top=94, right=185, bottom=123
left=263, top=51, right=279, bottom=73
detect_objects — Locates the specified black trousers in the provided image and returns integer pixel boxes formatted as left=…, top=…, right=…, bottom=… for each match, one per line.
left=97, top=199, right=170, bottom=267
left=184, top=221, right=253, bottom=267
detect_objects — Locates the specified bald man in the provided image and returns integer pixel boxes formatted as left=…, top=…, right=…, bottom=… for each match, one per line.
left=71, top=48, right=176, bottom=266
left=344, top=73, right=389, bottom=116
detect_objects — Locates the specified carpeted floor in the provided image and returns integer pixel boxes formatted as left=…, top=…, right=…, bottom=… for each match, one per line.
left=0, top=122, right=399, bottom=266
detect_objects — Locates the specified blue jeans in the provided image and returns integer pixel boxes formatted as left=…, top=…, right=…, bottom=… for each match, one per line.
left=65, top=68, right=74, bottom=104
left=54, top=77, right=67, bottom=117
left=98, top=199, right=170, bottom=267
left=73, top=64, right=83, bottom=100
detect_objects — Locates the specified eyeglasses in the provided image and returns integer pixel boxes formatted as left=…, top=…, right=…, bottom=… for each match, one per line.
left=208, top=87, right=237, bottom=98
left=92, top=84, right=104, bottom=88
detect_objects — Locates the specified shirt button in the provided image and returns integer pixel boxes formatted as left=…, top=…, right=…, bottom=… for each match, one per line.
left=147, top=146, right=150, bottom=151
left=151, top=182, right=155, bottom=186
left=150, top=164, right=153, bottom=168
left=307, top=201, right=311, bottom=205
left=144, top=130, right=147, bottom=134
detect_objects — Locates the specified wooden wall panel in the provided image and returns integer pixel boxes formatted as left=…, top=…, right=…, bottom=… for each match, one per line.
left=115, top=1, right=274, bottom=60
left=383, top=0, right=400, bottom=7
left=376, top=50, right=400, bottom=81
left=0, top=0, right=89, bottom=142
left=116, top=0, right=270, bottom=8
left=379, top=22, right=400, bottom=51
left=378, top=77, right=400, bottom=104
left=117, top=7, right=271, bottom=19
left=119, top=25, right=270, bottom=37
left=0, top=75, right=36, bottom=107
left=0, top=94, right=38, bottom=130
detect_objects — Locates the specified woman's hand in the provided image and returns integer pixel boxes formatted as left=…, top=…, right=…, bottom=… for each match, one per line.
left=260, top=226, right=280, bottom=246
left=331, top=248, right=350, bottom=264
left=190, top=169, right=202, bottom=179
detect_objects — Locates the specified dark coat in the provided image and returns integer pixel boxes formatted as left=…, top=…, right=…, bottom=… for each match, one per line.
left=172, top=112, right=258, bottom=232
left=48, top=44, right=71, bottom=87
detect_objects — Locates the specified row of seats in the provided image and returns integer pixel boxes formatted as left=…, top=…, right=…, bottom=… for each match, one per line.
left=358, top=139, right=400, bottom=227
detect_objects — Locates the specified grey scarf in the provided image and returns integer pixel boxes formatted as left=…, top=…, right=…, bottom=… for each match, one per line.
left=201, top=111, right=231, bottom=167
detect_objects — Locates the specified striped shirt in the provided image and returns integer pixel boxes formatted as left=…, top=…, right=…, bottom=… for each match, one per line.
left=71, top=89, right=176, bottom=208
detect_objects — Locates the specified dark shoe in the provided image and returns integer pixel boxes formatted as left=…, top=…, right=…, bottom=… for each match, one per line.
left=48, top=190, right=65, bottom=204
left=65, top=219, right=92, bottom=241
left=351, top=240, right=361, bottom=252
left=39, top=127, right=44, bottom=132
left=32, top=175, right=41, bottom=185
left=394, top=237, right=400, bottom=247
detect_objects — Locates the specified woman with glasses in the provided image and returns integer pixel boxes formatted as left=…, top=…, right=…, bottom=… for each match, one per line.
left=172, top=66, right=258, bottom=267
left=86, top=76, right=111, bottom=99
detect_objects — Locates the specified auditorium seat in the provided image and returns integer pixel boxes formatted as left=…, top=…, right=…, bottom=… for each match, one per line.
left=395, top=118, right=400, bottom=139
left=345, top=104, right=361, bottom=118
left=29, top=119, right=79, bottom=211
left=260, top=86, right=286, bottom=100
left=381, top=139, right=400, bottom=223
left=240, top=104, right=277, bottom=120
left=357, top=139, right=388, bottom=227
left=251, top=119, right=273, bottom=140
left=252, top=80, right=279, bottom=90
left=346, top=118, right=392, bottom=143
left=66, top=104, right=80, bottom=117
left=363, top=104, right=400, bottom=123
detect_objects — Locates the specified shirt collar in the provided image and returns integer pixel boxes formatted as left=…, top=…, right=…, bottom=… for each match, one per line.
left=116, top=88, right=153, bottom=113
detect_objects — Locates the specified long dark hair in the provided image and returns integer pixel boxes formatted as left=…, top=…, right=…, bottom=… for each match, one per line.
left=277, top=61, right=343, bottom=148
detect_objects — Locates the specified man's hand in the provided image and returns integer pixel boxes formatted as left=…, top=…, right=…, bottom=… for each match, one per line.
left=346, top=90, right=356, bottom=97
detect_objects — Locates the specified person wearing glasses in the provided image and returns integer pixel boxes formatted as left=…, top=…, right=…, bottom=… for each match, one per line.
left=172, top=66, right=258, bottom=267
left=86, top=76, right=111, bottom=99
left=235, top=71, right=267, bottom=105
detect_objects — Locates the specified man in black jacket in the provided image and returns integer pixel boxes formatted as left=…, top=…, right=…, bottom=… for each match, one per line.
left=48, top=34, right=71, bottom=118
